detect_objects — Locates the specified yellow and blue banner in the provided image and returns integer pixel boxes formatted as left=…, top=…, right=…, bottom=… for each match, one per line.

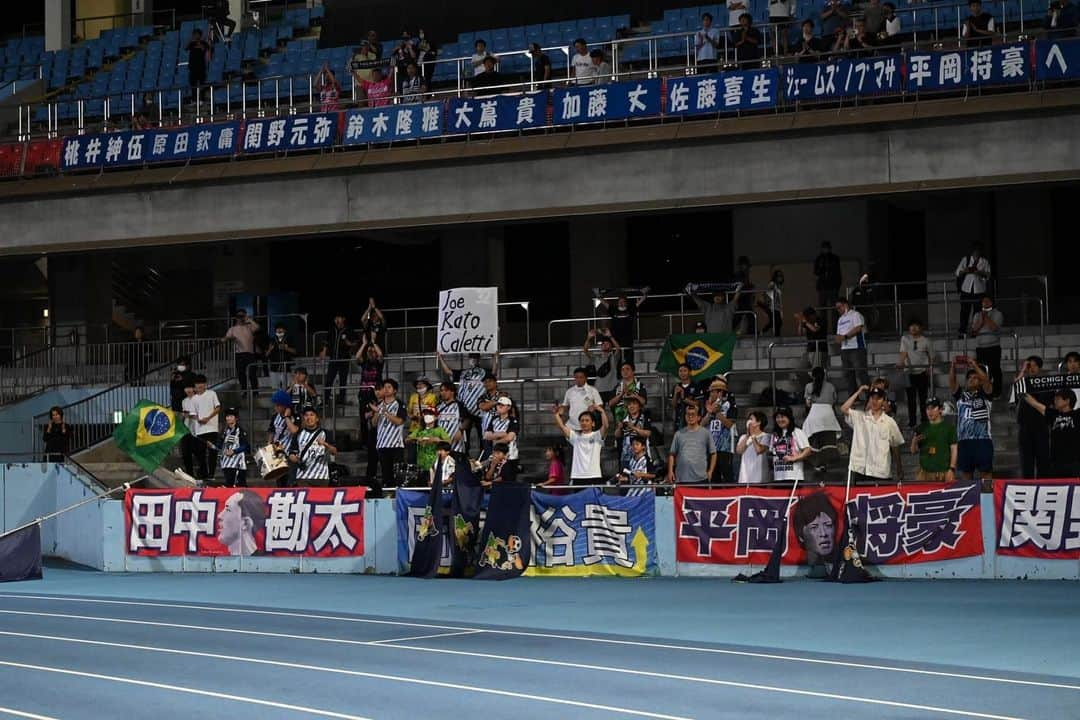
left=113, top=400, right=189, bottom=474
left=656, top=333, right=736, bottom=381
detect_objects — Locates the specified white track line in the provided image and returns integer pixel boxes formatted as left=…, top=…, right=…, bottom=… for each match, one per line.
left=0, top=626, right=1030, bottom=720
left=0, top=707, right=59, bottom=720
left=369, top=630, right=483, bottom=644
left=0, top=659, right=371, bottom=720
left=0, top=631, right=691, bottom=720
left=0, top=594, right=1075, bottom=692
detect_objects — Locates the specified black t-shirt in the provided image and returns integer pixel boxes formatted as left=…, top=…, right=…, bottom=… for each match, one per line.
left=472, top=70, right=504, bottom=90
left=1046, top=408, right=1080, bottom=467
left=325, top=327, right=354, bottom=360
left=608, top=305, right=637, bottom=346
left=266, top=337, right=295, bottom=365
left=533, top=53, right=551, bottom=79
left=672, top=382, right=705, bottom=428
left=169, top=369, right=195, bottom=411
left=187, top=40, right=207, bottom=74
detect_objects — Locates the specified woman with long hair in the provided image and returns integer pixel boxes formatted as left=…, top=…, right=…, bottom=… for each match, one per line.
left=769, top=407, right=812, bottom=483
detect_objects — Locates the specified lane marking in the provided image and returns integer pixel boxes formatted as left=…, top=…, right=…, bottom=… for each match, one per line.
left=0, top=631, right=691, bottom=720
left=0, top=594, right=1075, bottom=692
left=0, top=707, right=60, bottom=720
left=0, top=659, right=371, bottom=720
left=369, top=630, right=484, bottom=645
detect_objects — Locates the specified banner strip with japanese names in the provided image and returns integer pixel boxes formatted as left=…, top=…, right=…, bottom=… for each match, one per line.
left=995, top=479, right=1080, bottom=558
left=62, top=121, right=240, bottom=171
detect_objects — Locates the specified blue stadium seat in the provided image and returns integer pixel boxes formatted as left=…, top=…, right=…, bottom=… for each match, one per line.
left=611, top=14, right=631, bottom=29
left=682, top=7, right=702, bottom=20
left=458, top=32, right=475, bottom=47
left=541, top=23, right=561, bottom=35
left=526, top=24, right=543, bottom=40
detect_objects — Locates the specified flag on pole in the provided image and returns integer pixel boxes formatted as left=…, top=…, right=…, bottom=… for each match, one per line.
left=656, top=333, right=737, bottom=382
left=113, top=400, right=190, bottom=474
left=0, top=524, right=43, bottom=583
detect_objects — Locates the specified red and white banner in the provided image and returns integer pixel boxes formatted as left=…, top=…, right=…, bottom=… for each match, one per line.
left=125, top=487, right=366, bottom=557
left=675, top=483, right=983, bottom=566
left=995, top=479, right=1080, bottom=558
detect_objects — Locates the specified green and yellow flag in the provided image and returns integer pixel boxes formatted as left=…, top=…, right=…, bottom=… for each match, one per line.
left=656, top=333, right=737, bottom=382
left=112, top=400, right=189, bottom=474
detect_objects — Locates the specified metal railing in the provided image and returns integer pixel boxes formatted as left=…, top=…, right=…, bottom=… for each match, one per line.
left=159, top=313, right=310, bottom=355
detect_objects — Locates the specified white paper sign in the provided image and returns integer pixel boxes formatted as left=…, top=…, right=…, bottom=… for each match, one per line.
left=438, top=287, right=499, bottom=354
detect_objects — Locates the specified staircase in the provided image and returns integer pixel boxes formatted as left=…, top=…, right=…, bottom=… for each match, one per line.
left=74, top=437, right=186, bottom=489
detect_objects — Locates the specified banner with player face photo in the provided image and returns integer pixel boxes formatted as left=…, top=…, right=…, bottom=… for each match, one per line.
left=125, top=487, right=366, bottom=557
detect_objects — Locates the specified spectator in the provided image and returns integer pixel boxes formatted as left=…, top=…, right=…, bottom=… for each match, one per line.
left=758, top=269, right=784, bottom=336
left=898, top=319, right=935, bottom=429
left=667, top=403, right=717, bottom=485
left=349, top=41, right=378, bottom=83
left=949, top=357, right=994, bottom=488
left=370, top=379, right=406, bottom=492
left=910, top=397, right=957, bottom=483
left=471, top=39, right=491, bottom=76
left=392, top=30, right=418, bottom=77
left=186, top=29, right=209, bottom=93
left=689, top=284, right=741, bottom=335
left=793, top=20, right=827, bottom=63
left=560, top=367, right=603, bottom=432
left=208, top=0, right=236, bottom=38
left=733, top=256, right=756, bottom=334
left=483, top=442, right=518, bottom=487
left=970, top=296, right=1004, bottom=398
left=768, top=0, right=796, bottom=54
left=962, top=0, right=996, bottom=47
left=695, top=12, right=722, bottom=70
left=609, top=361, right=647, bottom=424
left=267, top=389, right=297, bottom=451
left=863, top=0, right=887, bottom=35
left=596, top=289, right=648, bottom=364
left=288, top=406, right=337, bottom=486
left=820, top=0, right=851, bottom=46
left=731, top=14, right=762, bottom=65
left=615, top=395, right=653, bottom=469
left=588, top=49, right=612, bottom=84
left=671, top=363, right=704, bottom=430
left=131, top=111, right=151, bottom=130
left=265, top=324, right=296, bottom=390
left=736, top=411, right=772, bottom=484
left=430, top=441, right=456, bottom=488
left=216, top=408, right=250, bottom=488
left=529, top=43, right=552, bottom=85
left=541, top=441, right=568, bottom=493
left=841, top=385, right=904, bottom=484
left=483, top=396, right=520, bottom=463
left=42, top=406, right=71, bottom=462
left=704, top=377, right=738, bottom=483
left=477, top=373, right=502, bottom=457
left=803, top=366, right=841, bottom=442
left=224, top=309, right=260, bottom=391
left=191, top=374, right=221, bottom=481
left=869, top=375, right=898, bottom=417
left=400, top=61, right=424, bottom=103
left=416, top=29, right=436, bottom=80
left=320, top=314, right=355, bottom=407
left=814, top=241, right=842, bottom=321
left=882, top=3, right=902, bottom=41
left=726, top=0, right=750, bottom=32
left=1047, top=0, right=1079, bottom=39
left=571, top=38, right=594, bottom=84
left=356, top=66, right=395, bottom=108
left=842, top=17, right=876, bottom=56
left=180, top=380, right=199, bottom=478
left=1065, top=351, right=1080, bottom=374
left=796, top=307, right=828, bottom=368
left=438, top=351, right=497, bottom=452
left=1012, top=356, right=1052, bottom=479
left=437, top=381, right=466, bottom=454
left=408, top=408, right=451, bottom=485
left=365, top=30, right=383, bottom=59
left=1022, top=389, right=1080, bottom=478
left=125, top=325, right=154, bottom=383
left=617, top=435, right=657, bottom=495
left=360, top=297, right=386, bottom=348
left=694, top=321, right=708, bottom=334
left=406, top=378, right=438, bottom=439
left=552, top=402, right=609, bottom=486
left=288, top=367, right=318, bottom=415
left=471, top=55, right=505, bottom=92
left=955, top=243, right=991, bottom=337
left=315, top=62, right=341, bottom=113
left=769, top=407, right=812, bottom=483
left=583, top=329, right=622, bottom=406
left=835, top=297, right=868, bottom=396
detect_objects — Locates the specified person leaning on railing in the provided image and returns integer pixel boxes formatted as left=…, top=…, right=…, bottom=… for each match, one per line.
left=43, top=405, right=70, bottom=462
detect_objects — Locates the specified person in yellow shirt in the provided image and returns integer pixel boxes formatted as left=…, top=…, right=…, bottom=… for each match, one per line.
left=406, top=377, right=437, bottom=463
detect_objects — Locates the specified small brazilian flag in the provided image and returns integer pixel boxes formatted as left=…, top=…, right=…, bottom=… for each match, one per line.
left=656, top=333, right=737, bottom=381
left=112, top=400, right=189, bottom=474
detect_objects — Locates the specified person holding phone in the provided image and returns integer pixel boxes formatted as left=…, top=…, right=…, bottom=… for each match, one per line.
left=949, top=356, right=994, bottom=489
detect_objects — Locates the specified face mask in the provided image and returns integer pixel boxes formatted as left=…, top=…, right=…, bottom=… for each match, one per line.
left=177, top=365, right=187, bottom=372
left=468, top=359, right=478, bottom=368
left=276, top=332, right=285, bottom=339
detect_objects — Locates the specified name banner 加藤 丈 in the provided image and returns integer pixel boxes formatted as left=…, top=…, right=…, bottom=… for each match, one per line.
left=125, top=487, right=365, bottom=557
left=996, top=479, right=1080, bottom=558
left=437, top=287, right=498, bottom=354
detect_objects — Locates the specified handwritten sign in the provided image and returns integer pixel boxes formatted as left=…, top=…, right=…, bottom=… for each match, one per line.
left=438, top=287, right=499, bottom=354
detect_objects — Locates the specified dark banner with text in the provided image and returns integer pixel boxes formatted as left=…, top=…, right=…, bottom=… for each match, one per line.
left=995, top=479, right=1080, bottom=558
left=676, top=483, right=982, bottom=565
left=125, top=487, right=365, bottom=557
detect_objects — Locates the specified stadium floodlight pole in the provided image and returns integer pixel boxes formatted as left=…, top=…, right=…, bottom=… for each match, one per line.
left=0, top=477, right=145, bottom=541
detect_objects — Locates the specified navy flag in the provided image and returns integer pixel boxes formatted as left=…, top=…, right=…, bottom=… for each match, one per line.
left=0, top=524, right=43, bottom=583
left=473, top=481, right=531, bottom=581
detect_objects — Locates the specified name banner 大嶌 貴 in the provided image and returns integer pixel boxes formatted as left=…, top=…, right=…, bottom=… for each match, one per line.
left=125, top=486, right=365, bottom=557
left=675, top=484, right=982, bottom=565
left=996, top=479, right=1080, bottom=558
left=438, top=287, right=499, bottom=354
left=446, top=93, right=545, bottom=134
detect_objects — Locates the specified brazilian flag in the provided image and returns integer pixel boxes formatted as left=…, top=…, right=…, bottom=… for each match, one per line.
left=656, top=333, right=737, bottom=381
left=113, top=400, right=190, bottom=474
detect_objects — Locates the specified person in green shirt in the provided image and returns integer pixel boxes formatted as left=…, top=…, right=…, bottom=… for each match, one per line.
left=408, top=408, right=451, bottom=480
left=910, top=397, right=958, bottom=483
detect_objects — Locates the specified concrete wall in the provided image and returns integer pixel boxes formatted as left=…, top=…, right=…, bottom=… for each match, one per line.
left=0, top=387, right=109, bottom=455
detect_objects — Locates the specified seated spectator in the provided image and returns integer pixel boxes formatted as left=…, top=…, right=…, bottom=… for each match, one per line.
left=736, top=411, right=772, bottom=484
left=471, top=39, right=491, bottom=76
left=617, top=435, right=657, bottom=495
left=1047, top=0, right=1079, bottom=39
left=400, top=61, right=425, bottom=103
left=949, top=357, right=994, bottom=488
left=1023, top=389, right=1080, bottom=478
left=731, top=14, right=762, bottom=65
left=471, top=55, right=505, bottom=92
left=571, top=38, right=594, bottom=84
left=695, top=12, right=722, bottom=71
left=529, top=43, right=552, bottom=84
left=671, top=363, right=705, bottom=430
left=132, top=111, right=151, bottom=130
left=316, top=62, right=341, bottom=112
left=355, top=66, right=394, bottom=108
left=559, top=367, right=603, bottom=432
left=793, top=20, right=827, bottom=64
left=820, top=0, right=851, bottom=46
left=910, top=397, right=957, bottom=483
left=689, top=283, right=741, bottom=334
left=962, top=0, right=996, bottom=47
left=841, top=385, right=904, bottom=484
left=552, top=402, right=609, bottom=486
left=589, top=49, right=612, bottom=84
left=667, top=403, right=716, bottom=485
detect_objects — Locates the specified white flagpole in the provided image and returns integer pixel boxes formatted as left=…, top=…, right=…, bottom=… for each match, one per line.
left=0, top=477, right=145, bottom=540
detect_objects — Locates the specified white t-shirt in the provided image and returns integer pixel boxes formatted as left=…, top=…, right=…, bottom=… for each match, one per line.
left=181, top=396, right=198, bottom=433
left=572, top=52, right=594, bottom=84
left=562, top=384, right=602, bottom=431
left=836, top=309, right=866, bottom=351
left=738, top=433, right=772, bottom=483
left=770, top=428, right=810, bottom=482
left=568, top=430, right=604, bottom=479
left=954, top=255, right=991, bottom=294
left=191, top=390, right=220, bottom=436
left=471, top=52, right=488, bottom=76
left=726, top=0, right=750, bottom=26
left=695, top=27, right=721, bottom=62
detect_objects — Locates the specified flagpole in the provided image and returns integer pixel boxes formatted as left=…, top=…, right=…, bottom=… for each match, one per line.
left=0, top=476, right=145, bottom=540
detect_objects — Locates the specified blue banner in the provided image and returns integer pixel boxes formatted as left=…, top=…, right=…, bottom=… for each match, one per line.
left=528, top=488, right=656, bottom=576
left=905, top=43, right=1029, bottom=91
left=61, top=121, right=241, bottom=171
left=552, top=79, right=662, bottom=125
left=240, top=113, right=338, bottom=154
left=343, top=101, right=444, bottom=144
left=784, top=56, right=902, bottom=100
left=1036, top=39, right=1080, bottom=81
left=446, top=93, right=546, bottom=134
left=666, top=68, right=779, bottom=115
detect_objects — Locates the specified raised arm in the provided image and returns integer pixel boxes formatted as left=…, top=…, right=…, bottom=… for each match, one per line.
left=598, top=404, right=610, bottom=438
left=949, top=359, right=960, bottom=394
left=1023, top=393, right=1048, bottom=416
left=552, top=404, right=572, bottom=440
left=970, top=361, right=992, bottom=394
left=840, top=385, right=868, bottom=415
left=437, top=351, right=453, bottom=378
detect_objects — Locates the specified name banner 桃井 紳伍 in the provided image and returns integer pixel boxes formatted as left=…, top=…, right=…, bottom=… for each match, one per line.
left=62, top=121, right=241, bottom=170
